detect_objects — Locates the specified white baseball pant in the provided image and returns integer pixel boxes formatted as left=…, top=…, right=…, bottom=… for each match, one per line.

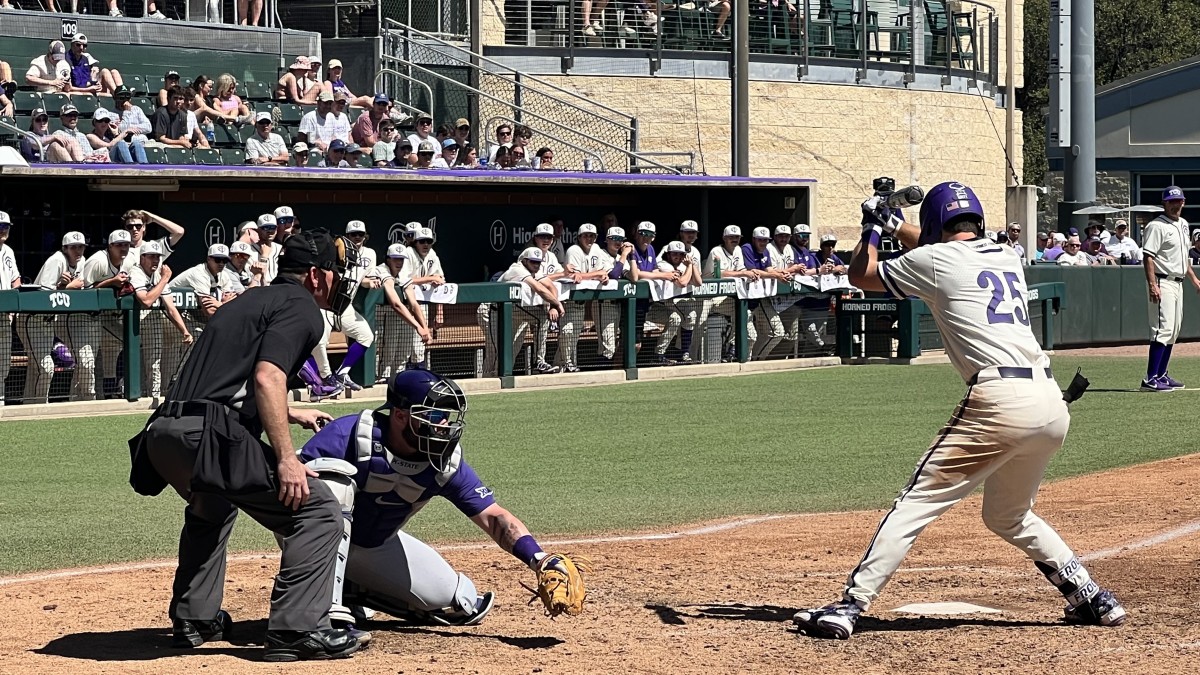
left=61, top=314, right=98, bottom=401
left=554, top=302, right=586, bottom=368
left=398, top=304, right=431, bottom=367
left=751, top=302, right=785, bottom=360
left=644, top=302, right=681, bottom=356
left=0, top=314, right=11, bottom=404
left=842, top=370, right=1077, bottom=610
left=96, top=312, right=124, bottom=383
left=1150, top=277, right=1183, bottom=345
left=375, top=309, right=405, bottom=383
left=708, top=296, right=756, bottom=357
left=314, top=306, right=375, bottom=378
left=139, top=310, right=169, bottom=398
left=594, top=301, right=619, bottom=361
left=782, top=304, right=831, bottom=354
left=17, top=314, right=56, bottom=403
left=479, top=303, right=531, bottom=376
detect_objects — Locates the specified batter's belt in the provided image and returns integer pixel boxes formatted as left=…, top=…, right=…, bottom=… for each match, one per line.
left=968, top=366, right=1053, bottom=386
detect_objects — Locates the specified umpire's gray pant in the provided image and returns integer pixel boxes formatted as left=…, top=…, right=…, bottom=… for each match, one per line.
left=145, top=415, right=342, bottom=631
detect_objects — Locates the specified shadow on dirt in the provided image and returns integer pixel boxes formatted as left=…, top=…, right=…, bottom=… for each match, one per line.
left=33, top=620, right=270, bottom=662
left=646, top=603, right=796, bottom=625
left=365, top=620, right=564, bottom=650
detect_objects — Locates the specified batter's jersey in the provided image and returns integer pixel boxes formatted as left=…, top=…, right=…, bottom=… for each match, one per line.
left=299, top=410, right=496, bottom=548
left=81, top=250, right=123, bottom=288
left=704, top=245, right=745, bottom=278
left=1142, top=215, right=1190, bottom=278
left=878, top=238, right=1049, bottom=384
left=33, top=252, right=83, bottom=290
left=1, top=244, right=19, bottom=289
left=123, top=236, right=174, bottom=272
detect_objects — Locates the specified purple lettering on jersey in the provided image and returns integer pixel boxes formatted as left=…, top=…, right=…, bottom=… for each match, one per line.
left=976, top=270, right=1030, bottom=326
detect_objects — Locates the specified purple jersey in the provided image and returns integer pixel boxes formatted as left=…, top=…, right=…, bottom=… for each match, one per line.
left=792, top=246, right=828, bottom=309
left=632, top=243, right=658, bottom=272
left=300, top=411, right=496, bottom=548
left=741, top=243, right=771, bottom=270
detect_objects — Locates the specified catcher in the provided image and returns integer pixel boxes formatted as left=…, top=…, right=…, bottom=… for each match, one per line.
left=297, top=367, right=590, bottom=634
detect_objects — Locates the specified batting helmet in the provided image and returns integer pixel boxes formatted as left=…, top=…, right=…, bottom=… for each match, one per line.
left=917, top=181, right=985, bottom=247
left=384, top=368, right=467, bottom=472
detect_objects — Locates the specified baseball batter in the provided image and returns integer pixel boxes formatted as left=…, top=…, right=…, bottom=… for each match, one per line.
left=0, top=211, right=21, bottom=406
left=702, top=225, right=759, bottom=362
left=1140, top=186, right=1199, bottom=391
left=298, top=369, right=587, bottom=630
left=374, top=244, right=432, bottom=383
left=557, top=223, right=611, bottom=372
left=793, top=181, right=1126, bottom=640
left=19, top=232, right=86, bottom=403
left=306, top=221, right=379, bottom=397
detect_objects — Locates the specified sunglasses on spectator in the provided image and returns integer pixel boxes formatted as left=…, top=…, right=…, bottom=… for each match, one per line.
left=1065, top=242, right=1080, bottom=247
left=277, top=217, right=295, bottom=224
left=127, top=222, right=145, bottom=229
left=35, top=115, right=49, bottom=122
left=418, top=151, right=434, bottom=156
left=347, top=232, right=366, bottom=237
left=458, top=125, right=470, bottom=131
left=260, top=225, right=278, bottom=231
left=418, top=120, right=433, bottom=125
left=608, top=236, right=625, bottom=242
left=63, top=113, right=78, bottom=119
left=498, top=130, right=512, bottom=136
left=256, top=120, right=272, bottom=126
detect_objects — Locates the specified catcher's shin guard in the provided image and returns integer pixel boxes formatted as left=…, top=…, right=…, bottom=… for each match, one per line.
left=1036, top=558, right=1127, bottom=627
left=343, top=576, right=495, bottom=627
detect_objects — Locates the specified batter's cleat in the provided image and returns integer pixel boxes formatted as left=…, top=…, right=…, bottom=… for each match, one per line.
left=1161, top=373, right=1185, bottom=389
left=1141, top=377, right=1173, bottom=392
left=793, top=601, right=862, bottom=640
left=172, top=609, right=233, bottom=648
left=263, top=628, right=361, bottom=662
left=1064, top=589, right=1127, bottom=627
left=339, top=373, right=364, bottom=391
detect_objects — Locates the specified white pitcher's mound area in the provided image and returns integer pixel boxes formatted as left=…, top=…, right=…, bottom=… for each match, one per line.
left=891, top=602, right=1002, bottom=615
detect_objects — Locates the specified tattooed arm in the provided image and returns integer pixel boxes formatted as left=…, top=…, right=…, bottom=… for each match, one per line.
left=470, top=503, right=534, bottom=556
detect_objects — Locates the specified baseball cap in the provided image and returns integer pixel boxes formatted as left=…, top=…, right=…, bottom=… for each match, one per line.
left=1087, top=235, right=1102, bottom=243
left=405, top=222, right=421, bottom=235
left=1194, top=230, right=1200, bottom=242
left=71, top=33, right=88, bottom=45
left=578, top=223, right=597, bottom=235
left=442, top=138, right=458, bottom=150
left=793, top=224, right=811, bottom=235
left=534, top=223, right=554, bottom=236
left=316, top=90, right=333, bottom=103
left=680, top=219, right=699, bottom=232
left=345, top=143, right=362, bottom=154
left=31, top=107, right=48, bottom=119
left=113, top=85, right=131, bottom=99
left=334, top=91, right=350, bottom=103
left=91, top=109, right=112, bottom=123
left=455, top=117, right=470, bottom=128
left=519, top=246, right=544, bottom=262
left=415, top=227, right=435, bottom=242
left=418, top=140, right=437, bottom=154
left=293, top=141, right=309, bottom=153
left=329, top=139, right=347, bottom=152
left=1053, top=232, right=1067, bottom=243
left=398, top=138, right=413, bottom=149
left=108, top=229, right=132, bottom=245
left=1115, top=219, right=1129, bottom=228
left=275, top=206, right=295, bottom=221
left=141, top=241, right=163, bottom=256
left=416, top=112, right=433, bottom=123
left=0, top=211, right=10, bottom=226
left=387, top=243, right=408, bottom=258
left=637, top=221, right=656, bottom=235
left=373, top=93, right=391, bottom=105
left=165, top=70, right=180, bottom=79
left=774, top=224, right=791, bottom=236
left=346, top=220, right=367, bottom=234
left=257, top=214, right=278, bottom=229
left=820, top=234, right=838, bottom=244
left=309, top=56, right=322, bottom=66
left=752, top=226, right=771, bottom=239
left=1037, top=231, right=1050, bottom=240
left=1067, top=226, right=1080, bottom=237
left=49, top=40, right=66, bottom=56
left=723, top=225, right=742, bottom=238
left=230, top=241, right=254, bottom=256
left=328, top=59, right=343, bottom=69
left=207, top=244, right=231, bottom=259
left=60, top=103, right=79, bottom=116
left=1164, top=186, right=1185, bottom=201
left=279, top=229, right=339, bottom=274
left=607, top=226, right=626, bottom=240
left=664, top=240, right=686, bottom=253
left=62, top=231, right=86, bottom=246
left=254, top=111, right=273, bottom=124
left=985, top=230, right=998, bottom=242
left=239, top=220, right=257, bottom=232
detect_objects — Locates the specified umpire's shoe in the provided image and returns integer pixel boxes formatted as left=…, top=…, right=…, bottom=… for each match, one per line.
left=1064, top=589, right=1127, bottom=627
left=172, top=609, right=233, bottom=648
left=263, top=627, right=362, bottom=662
left=793, top=600, right=862, bottom=640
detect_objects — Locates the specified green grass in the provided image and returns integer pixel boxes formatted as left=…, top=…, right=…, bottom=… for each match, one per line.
left=0, top=354, right=1192, bottom=574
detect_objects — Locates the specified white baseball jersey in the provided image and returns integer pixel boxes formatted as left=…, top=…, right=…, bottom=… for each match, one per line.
left=704, top=245, right=745, bottom=278
left=123, top=236, right=174, bottom=272
left=1, top=244, right=22, bottom=289
left=33, top=251, right=83, bottom=290
left=128, top=263, right=164, bottom=307
left=534, top=250, right=562, bottom=280
left=172, top=263, right=237, bottom=298
left=567, top=243, right=612, bottom=274
left=549, top=237, right=567, bottom=265
left=411, top=249, right=444, bottom=279
left=658, top=245, right=702, bottom=269
left=878, top=238, right=1048, bottom=384
left=767, top=243, right=796, bottom=272
left=1142, top=215, right=1190, bottom=278
left=593, top=247, right=619, bottom=274
left=81, top=250, right=125, bottom=288
left=350, top=246, right=378, bottom=287
left=252, top=241, right=282, bottom=283
left=499, top=261, right=534, bottom=284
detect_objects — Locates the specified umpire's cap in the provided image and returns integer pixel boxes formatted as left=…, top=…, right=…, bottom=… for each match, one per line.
left=278, top=228, right=339, bottom=274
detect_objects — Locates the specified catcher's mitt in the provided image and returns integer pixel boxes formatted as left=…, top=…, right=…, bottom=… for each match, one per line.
left=524, top=553, right=593, bottom=618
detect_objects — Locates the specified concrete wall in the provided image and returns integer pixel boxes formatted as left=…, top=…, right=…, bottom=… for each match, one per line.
left=1037, top=170, right=1133, bottom=233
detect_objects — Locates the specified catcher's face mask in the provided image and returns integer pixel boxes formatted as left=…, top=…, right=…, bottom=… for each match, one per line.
left=329, top=235, right=359, bottom=314
left=405, top=378, right=467, bottom=472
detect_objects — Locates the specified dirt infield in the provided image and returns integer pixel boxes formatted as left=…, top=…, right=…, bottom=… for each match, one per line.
left=5, top=456, right=1200, bottom=675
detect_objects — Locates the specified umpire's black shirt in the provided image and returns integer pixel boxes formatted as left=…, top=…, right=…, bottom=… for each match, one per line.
left=167, top=275, right=323, bottom=433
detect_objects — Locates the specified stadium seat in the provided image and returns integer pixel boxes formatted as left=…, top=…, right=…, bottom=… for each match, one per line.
left=163, top=147, right=195, bottom=165
left=40, top=93, right=70, bottom=115
left=9, top=116, right=30, bottom=137
left=245, top=81, right=273, bottom=102
left=277, top=104, right=302, bottom=125
left=193, top=148, right=222, bottom=165
left=299, top=104, right=316, bottom=119
left=0, top=117, right=14, bottom=141
left=14, top=92, right=41, bottom=115
left=46, top=117, right=62, bottom=133
left=132, top=97, right=156, bottom=117
left=219, top=148, right=246, bottom=165
left=126, top=75, right=148, bottom=96
left=143, top=146, right=166, bottom=164
left=237, top=124, right=256, bottom=145
left=358, top=154, right=373, bottom=168
left=255, top=103, right=278, bottom=120
left=348, top=106, right=365, bottom=123
left=212, top=123, right=242, bottom=148
left=307, top=152, right=322, bottom=167
left=276, top=126, right=293, bottom=146
left=69, top=94, right=99, bottom=117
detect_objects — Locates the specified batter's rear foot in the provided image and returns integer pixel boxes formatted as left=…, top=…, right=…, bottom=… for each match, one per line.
left=793, top=600, right=861, bottom=639
left=1064, top=589, right=1127, bottom=627
left=263, top=628, right=361, bottom=662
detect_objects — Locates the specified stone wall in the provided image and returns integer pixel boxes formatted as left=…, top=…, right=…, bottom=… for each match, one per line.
left=1037, top=171, right=1133, bottom=233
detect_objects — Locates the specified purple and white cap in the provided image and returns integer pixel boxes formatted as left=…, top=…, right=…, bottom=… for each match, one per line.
left=918, top=181, right=985, bottom=246
left=1163, top=186, right=1185, bottom=202
left=664, top=240, right=686, bottom=253
left=387, top=243, right=408, bottom=258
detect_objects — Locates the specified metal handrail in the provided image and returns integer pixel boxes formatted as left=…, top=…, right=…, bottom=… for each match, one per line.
left=378, top=55, right=681, bottom=174
left=373, top=68, right=437, bottom=120
left=382, top=19, right=637, bottom=131
left=483, top=114, right=607, bottom=171
left=0, top=119, right=46, bottom=164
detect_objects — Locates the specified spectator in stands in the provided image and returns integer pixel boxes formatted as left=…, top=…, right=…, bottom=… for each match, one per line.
left=291, top=142, right=311, bottom=167
left=0, top=89, right=9, bottom=119
left=535, top=147, right=554, bottom=170
left=1107, top=219, right=1141, bottom=264
left=21, top=108, right=72, bottom=163
left=1005, top=222, right=1026, bottom=262
left=371, top=120, right=399, bottom=166
left=66, top=34, right=122, bottom=96
left=393, top=138, right=413, bottom=168
left=1084, top=222, right=1110, bottom=255
left=146, top=1, right=168, bottom=19
left=87, top=108, right=148, bottom=164
left=1055, top=236, right=1090, bottom=266
left=435, top=124, right=453, bottom=146
left=345, top=142, right=365, bottom=167
left=1086, top=236, right=1117, bottom=265
left=432, top=139, right=458, bottom=168
left=276, top=56, right=321, bottom=104
left=581, top=0, right=610, bottom=36
left=180, top=87, right=212, bottom=149
left=24, top=41, right=70, bottom=94
left=152, top=86, right=193, bottom=149
left=513, top=123, right=533, bottom=155
left=320, top=138, right=350, bottom=167
left=452, top=118, right=473, bottom=160
left=239, top=0, right=264, bottom=27
left=211, top=73, right=251, bottom=125
left=488, top=123, right=513, bottom=164
left=405, top=112, right=436, bottom=161
left=352, top=93, right=392, bottom=150
left=114, top=86, right=152, bottom=146
left=245, top=111, right=289, bottom=165
left=413, top=140, right=437, bottom=168
left=1033, top=231, right=1049, bottom=261
left=708, top=0, right=732, bottom=39
left=322, top=59, right=374, bottom=109
left=327, top=92, right=354, bottom=144
left=297, top=90, right=335, bottom=154
left=1042, top=232, right=1067, bottom=262
left=156, top=70, right=181, bottom=108
left=456, top=145, right=480, bottom=169
left=493, top=144, right=514, bottom=169
left=59, top=103, right=111, bottom=162
left=1190, top=232, right=1200, bottom=266
left=188, top=75, right=235, bottom=125
left=510, top=145, right=530, bottom=168
left=0, top=60, right=14, bottom=98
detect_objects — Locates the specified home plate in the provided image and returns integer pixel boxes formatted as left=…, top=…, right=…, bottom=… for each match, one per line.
left=891, top=602, right=1002, bottom=615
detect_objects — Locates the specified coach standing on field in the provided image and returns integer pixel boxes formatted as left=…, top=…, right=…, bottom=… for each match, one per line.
left=129, top=229, right=363, bottom=662
left=1141, top=186, right=1200, bottom=392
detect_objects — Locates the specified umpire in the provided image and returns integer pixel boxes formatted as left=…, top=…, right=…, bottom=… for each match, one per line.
left=129, top=229, right=363, bottom=662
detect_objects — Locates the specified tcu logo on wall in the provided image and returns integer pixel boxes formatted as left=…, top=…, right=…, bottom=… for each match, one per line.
left=49, top=292, right=71, bottom=309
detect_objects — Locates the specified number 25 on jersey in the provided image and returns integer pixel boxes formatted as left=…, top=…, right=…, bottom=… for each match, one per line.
left=977, top=270, right=1030, bottom=326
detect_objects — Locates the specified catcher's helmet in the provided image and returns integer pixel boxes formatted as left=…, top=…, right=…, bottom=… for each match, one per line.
left=384, top=368, right=467, bottom=472
left=917, top=181, right=985, bottom=247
